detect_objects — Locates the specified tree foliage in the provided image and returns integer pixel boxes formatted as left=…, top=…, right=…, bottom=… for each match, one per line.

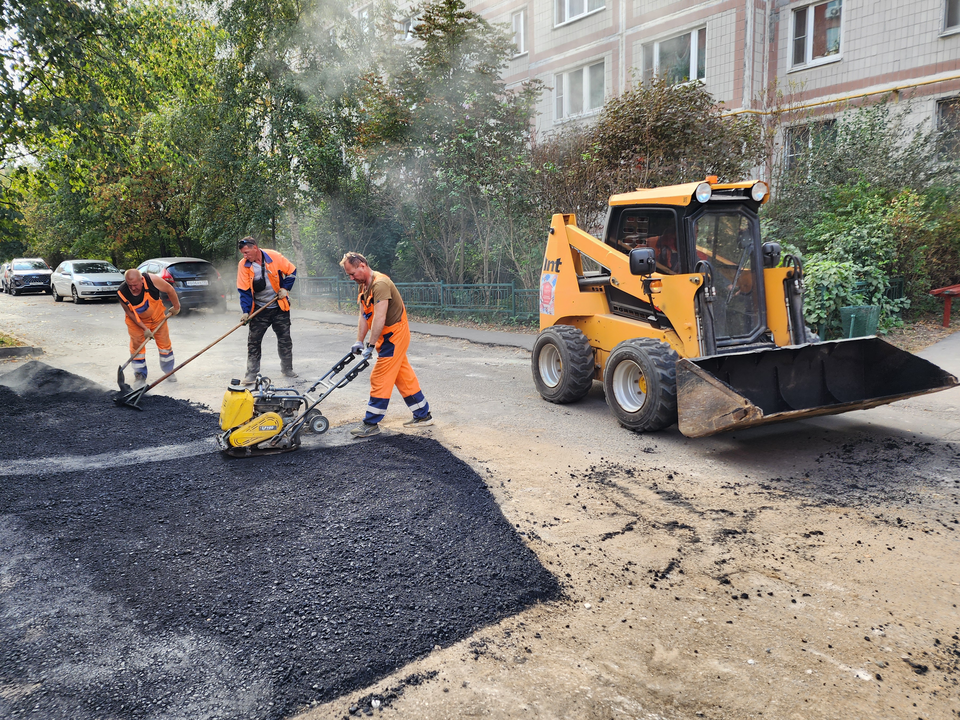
left=764, top=100, right=960, bottom=331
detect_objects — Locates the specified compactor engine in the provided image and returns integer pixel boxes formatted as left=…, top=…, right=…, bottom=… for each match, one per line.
left=533, top=177, right=957, bottom=437
left=219, top=379, right=301, bottom=451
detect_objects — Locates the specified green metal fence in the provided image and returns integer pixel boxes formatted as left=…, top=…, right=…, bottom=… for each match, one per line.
left=295, top=277, right=540, bottom=319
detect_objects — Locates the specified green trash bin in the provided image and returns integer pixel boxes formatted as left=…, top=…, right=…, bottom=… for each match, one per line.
left=840, top=305, right=881, bottom=338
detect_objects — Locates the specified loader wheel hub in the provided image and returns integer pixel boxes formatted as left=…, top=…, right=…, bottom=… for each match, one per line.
left=538, top=344, right=563, bottom=388
left=611, top=360, right=647, bottom=413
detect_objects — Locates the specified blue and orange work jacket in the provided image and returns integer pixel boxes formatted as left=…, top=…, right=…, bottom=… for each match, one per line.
left=237, top=250, right=297, bottom=314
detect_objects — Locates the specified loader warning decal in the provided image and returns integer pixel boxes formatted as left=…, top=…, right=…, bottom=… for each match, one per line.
left=539, top=273, right=558, bottom=315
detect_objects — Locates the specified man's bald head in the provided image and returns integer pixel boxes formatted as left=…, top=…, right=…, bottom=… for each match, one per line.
left=124, top=268, right=144, bottom=294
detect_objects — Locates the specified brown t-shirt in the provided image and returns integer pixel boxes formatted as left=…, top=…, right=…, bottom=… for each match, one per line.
left=361, top=272, right=405, bottom=326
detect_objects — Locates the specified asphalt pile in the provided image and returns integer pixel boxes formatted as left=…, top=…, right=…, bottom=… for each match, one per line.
left=0, top=361, right=213, bottom=455
left=0, top=362, right=561, bottom=720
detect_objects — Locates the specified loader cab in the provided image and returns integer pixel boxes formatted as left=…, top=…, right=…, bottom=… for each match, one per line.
left=604, top=194, right=772, bottom=350
left=606, top=207, right=684, bottom=275
left=604, top=206, right=686, bottom=326
left=686, top=203, right=768, bottom=348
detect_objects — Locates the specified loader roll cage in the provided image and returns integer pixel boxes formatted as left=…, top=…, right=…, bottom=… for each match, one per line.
left=686, top=205, right=770, bottom=348
left=602, top=198, right=773, bottom=352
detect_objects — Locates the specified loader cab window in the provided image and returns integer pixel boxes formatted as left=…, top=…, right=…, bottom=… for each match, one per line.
left=691, top=210, right=764, bottom=342
left=609, top=209, right=681, bottom=274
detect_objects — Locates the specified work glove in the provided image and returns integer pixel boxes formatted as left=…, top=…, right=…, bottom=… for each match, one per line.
left=351, top=341, right=364, bottom=355
left=277, top=288, right=289, bottom=300
left=240, top=312, right=250, bottom=325
left=142, top=327, right=154, bottom=340
left=165, top=306, right=180, bottom=318
left=361, top=344, right=374, bottom=361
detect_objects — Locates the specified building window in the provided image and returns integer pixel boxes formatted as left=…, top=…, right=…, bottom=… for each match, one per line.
left=398, top=17, right=415, bottom=43
left=555, top=60, right=604, bottom=120
left=785, top=120, right=836, bottom=171
left=555, top=0, right=604, bottom=26
left=642, top=28, right=706, bottom=85
left=512, top=10, right=526, bottom=55
left=792, top=0, right=842, bottom=68
left=939, top=98, right=960, bottom=156
left=947, top=0, right=960, bottom=30
left=357, top=6, right=373, bottom=36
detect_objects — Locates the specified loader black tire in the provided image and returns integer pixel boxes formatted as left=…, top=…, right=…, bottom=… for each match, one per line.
left=532, top=325, right=595, bottom=404
left=603, top=338, right=679, bottom=432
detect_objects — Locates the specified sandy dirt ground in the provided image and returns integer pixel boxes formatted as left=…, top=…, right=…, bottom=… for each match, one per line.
left=2, top=291, right=959, bottom=720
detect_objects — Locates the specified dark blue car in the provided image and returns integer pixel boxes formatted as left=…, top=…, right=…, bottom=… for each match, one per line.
left=137, top=257, right=227, bottom=312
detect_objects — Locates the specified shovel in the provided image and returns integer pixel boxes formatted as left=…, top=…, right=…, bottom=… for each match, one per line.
left=115, top=298, right=278, bottom=410
left=117, top=316, right=169, bottom=392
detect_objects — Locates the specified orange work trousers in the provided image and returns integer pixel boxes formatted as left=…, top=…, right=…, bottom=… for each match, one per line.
left=125, top=305, right=174, bottom=379
left=363, top=316, right=429, bottom=424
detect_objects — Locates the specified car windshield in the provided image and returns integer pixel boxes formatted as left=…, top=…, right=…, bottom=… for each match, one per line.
left=168, top=262, right=216, bottom=278
left=74, top=262, right=119, bottom=274
left=13, top=260, right=48, bottom=270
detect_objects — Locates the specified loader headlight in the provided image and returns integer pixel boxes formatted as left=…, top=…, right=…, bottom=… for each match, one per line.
left=695, top=182, right=712, bottom=203
left=751, top=182, right=769, bottom=202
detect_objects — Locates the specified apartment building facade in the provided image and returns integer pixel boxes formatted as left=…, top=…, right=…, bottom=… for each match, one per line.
left=462, top=0, right=960, bottom=148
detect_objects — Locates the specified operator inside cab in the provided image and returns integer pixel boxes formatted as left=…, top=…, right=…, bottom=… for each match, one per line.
left=609, top=210, right=681, bottom=275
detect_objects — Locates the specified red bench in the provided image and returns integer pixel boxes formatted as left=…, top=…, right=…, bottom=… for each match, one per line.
left=930, top=283, right=960, bottom=328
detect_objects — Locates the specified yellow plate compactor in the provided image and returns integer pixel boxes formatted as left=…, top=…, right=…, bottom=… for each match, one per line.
left=218, top=349, right=371, bottom=456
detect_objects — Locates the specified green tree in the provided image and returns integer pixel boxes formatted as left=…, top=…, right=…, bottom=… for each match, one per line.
left=357, top=0, right=541, bottom=285
left=12, top=1, right=223, bottom=266
left=588, top=77, right=764, bottom=227
left=196, top=0, right=352, bottom=268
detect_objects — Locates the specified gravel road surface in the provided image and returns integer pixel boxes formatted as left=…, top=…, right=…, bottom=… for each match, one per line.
left=2, top=291, right=960, bottom=720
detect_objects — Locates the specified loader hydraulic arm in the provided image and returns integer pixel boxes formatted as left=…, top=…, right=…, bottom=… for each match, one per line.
left=545, top=214, right=705, bottom=358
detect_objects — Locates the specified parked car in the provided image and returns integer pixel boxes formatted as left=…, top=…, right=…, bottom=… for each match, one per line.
left=6, top=258, right=52, bottom=296
left=137, top=257, right=227, bottom=312
left=0, top=263, right=10, bottom=293
left=51, top=259, right=125, bottom=303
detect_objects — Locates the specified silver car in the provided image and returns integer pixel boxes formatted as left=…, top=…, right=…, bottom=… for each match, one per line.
left=50, top=260, right=125, bottom=303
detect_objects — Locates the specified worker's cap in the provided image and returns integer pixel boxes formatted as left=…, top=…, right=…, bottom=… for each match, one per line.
left=237, top=237, right=258, bottom=249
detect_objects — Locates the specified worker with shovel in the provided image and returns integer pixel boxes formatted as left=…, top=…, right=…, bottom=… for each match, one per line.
left=118, top=268, right=181, bottom=388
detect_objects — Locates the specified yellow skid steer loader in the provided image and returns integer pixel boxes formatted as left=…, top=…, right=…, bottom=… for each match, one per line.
left=533, top=178, right=957, bottom=437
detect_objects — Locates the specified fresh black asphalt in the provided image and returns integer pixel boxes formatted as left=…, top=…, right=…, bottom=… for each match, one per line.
left=0, top=362, right=561, bottom=719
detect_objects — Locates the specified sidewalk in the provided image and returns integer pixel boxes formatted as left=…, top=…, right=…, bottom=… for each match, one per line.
left=296, top=308, right=537, bottom=351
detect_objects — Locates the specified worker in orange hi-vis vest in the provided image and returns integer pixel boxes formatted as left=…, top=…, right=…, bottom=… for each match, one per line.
left=236, top=236, right=298, bottom=385
left=118, top=268, right=181, bottom=388
left=339, top=251, right=432, bottom=438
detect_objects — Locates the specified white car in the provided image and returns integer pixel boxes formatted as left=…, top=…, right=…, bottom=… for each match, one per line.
left=50, top=260, right=125, bottom=303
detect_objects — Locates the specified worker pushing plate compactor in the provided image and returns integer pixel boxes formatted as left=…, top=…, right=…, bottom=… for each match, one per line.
left=218, top=348, right=370, bottom=457
left=532, top=178, right=958, bottom=437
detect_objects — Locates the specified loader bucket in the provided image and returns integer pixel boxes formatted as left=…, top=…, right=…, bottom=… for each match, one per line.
left=675, top=337, right=958, bottom=438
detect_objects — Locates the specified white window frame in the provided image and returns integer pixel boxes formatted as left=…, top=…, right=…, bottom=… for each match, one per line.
left=356, top=5, right=373, bottom=36
left=938, top=97, right=960, bottom=156
left=554, top=60, right=605, bottom=122
left=784, top=119, right=836, bottom=172
left=945, top=0, right=960, bottom=34
left=643, top=27, right=706, bottom=86
left=512, top=9, right=526, bottom=57
left=398, top=17, right=415, bottom=43
left=790, top=0, right=843, bottom=70
left=555, top=0, right=604, bottom=28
